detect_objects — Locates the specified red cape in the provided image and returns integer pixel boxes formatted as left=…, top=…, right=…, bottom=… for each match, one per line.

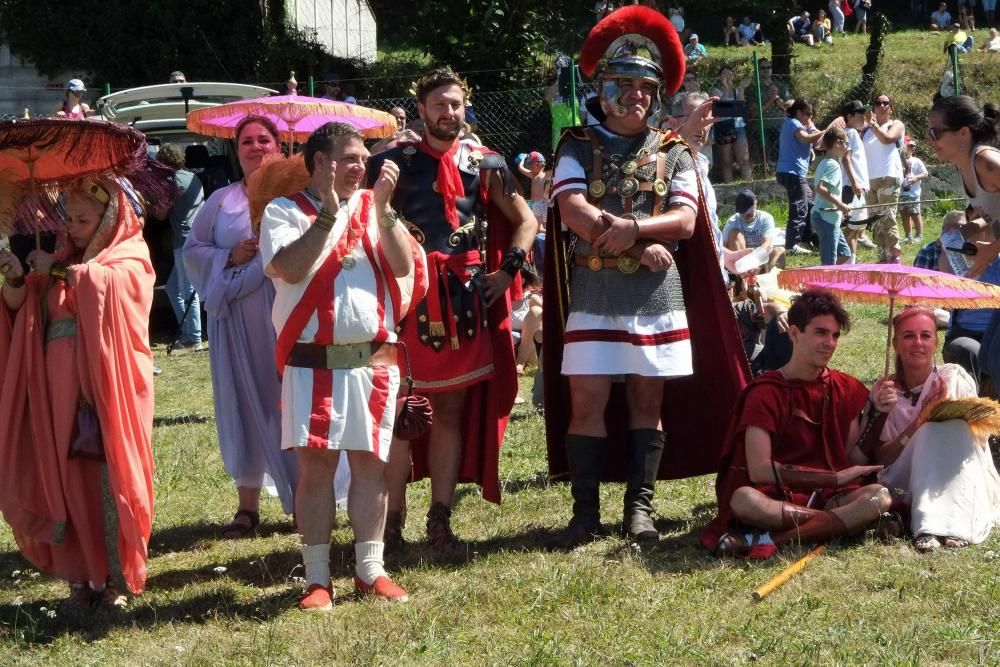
left=408, top=193, right=520, bottom=505
left=543, top=128, right=751, bottom=483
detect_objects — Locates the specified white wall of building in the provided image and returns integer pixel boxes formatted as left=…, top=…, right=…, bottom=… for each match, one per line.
left=0, top=43, right=80, bottom=117
left=286, top=0, right=377, bottom=63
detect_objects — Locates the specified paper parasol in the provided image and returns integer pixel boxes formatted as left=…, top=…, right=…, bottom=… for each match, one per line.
left=778, top=263, right=1000, bottom=375
left=186, top=95, right=397, bottom=145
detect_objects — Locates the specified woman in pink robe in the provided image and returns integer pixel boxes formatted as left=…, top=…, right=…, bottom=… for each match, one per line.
left=0, top=178, right=155, bottom=609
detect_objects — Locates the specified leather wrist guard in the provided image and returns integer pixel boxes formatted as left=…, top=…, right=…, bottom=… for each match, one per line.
left=857, top=403, right=891, bottom=462
left=500, top=247, right=526, bottom=278
left=772, top=462, right=838, bottom=489
left=635, top=214, right=678, bottom=241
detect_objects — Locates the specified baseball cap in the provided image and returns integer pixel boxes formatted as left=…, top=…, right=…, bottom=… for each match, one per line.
left=842, top=99, right=867, bottom=115
left=528, top=151, right=546, bottom=165
left=735, top=190, right=757, bottom=214
left=689, top=33, right=699, bottom=41
left=66, top=78, right=86, bottom=93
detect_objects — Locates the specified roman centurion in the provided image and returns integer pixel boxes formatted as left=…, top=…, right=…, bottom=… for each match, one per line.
left=544, top=6, right=750, bottom=546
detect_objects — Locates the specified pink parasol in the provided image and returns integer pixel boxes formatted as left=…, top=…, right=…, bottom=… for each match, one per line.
left=778, top=263, right=1000, bottom=375
left=186, top=94, right=397, bottom=144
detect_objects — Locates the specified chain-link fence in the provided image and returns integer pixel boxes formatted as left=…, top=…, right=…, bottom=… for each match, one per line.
left=362, top=89, right=553, bottom=163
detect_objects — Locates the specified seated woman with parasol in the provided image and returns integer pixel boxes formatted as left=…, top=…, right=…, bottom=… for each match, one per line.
left=0, top=177, right=156, bottom=608
left=861, top=306, right=1000, bottom=551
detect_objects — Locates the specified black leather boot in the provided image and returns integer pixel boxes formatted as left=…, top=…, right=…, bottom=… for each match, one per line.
left=564, top=434, right=607, bottom=546
left=622, top=429, right=665, bottom=544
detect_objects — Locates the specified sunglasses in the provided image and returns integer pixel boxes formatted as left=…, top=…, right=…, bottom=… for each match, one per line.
left=874, top=101, right=891, bottom=107
left=927, top=126, right=958, bottom=141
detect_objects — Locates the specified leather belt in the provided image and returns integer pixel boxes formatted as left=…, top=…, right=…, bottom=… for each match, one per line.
left=286, top=341, right=396, bottom=370
left=574, top=255, right=640, bottom=274
left=45, top=318, right=77, bottom=342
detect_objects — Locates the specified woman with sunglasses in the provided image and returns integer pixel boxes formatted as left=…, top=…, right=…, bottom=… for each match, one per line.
left=862, top=93, right=905, bottom=263
left=926, top=95, right=1000, bottom=235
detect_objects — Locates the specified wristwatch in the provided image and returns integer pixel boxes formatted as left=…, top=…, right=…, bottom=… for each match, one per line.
left=379, top=207, right=399, bottom=229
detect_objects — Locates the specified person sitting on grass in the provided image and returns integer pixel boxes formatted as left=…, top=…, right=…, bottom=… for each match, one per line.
left=947, top=22, right=974, bottom=53
left=861, top=307, right=1000, bottom=552
left=701, top=289, right=893, bottom=558
left=812, top=127, right=854, bottom=266
left=722, top=190, right=784, bottom=273
left=788, top=11, right=815, bottom=47
left=930, top=2, right=952, bottom=31
left=812, top=9, right=834, bottom=45
left=738, top=16, right=764, bottom=46
left=979, top=27, right=1000, bottom=52
left=684, top=33, right=708, bottom=61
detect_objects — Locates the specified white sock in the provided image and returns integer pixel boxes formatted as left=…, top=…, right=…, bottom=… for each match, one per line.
left=354, top=541, right=387, bottom=585
left=300, top=543, right=330, bottom=588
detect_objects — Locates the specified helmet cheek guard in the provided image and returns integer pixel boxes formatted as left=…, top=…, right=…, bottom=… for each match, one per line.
left=599, top=77, right=662, bottom=120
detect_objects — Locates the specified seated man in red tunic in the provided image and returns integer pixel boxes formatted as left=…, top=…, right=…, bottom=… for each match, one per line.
left=701, top=289, right=893, bottom=557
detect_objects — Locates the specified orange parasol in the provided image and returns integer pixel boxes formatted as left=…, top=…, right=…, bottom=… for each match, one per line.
left=0, top=118, right=171, bottom=241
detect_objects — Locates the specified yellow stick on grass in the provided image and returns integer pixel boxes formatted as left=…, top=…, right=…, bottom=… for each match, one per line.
left=752, top=545, right=825, bottom=602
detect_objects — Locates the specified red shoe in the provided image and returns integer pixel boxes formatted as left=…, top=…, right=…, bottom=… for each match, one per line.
left=354, top=575, right=409, bottom=602
left=299, top=583, right=334, bottom=612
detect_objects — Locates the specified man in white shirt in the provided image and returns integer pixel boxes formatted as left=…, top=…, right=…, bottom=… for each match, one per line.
left=722, top=190, right=783, bottom=272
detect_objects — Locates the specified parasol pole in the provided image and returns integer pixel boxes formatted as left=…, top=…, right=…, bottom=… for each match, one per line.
left=884, top=291, right=897, bottom=377
left=27, top=147, right=39, bottom=249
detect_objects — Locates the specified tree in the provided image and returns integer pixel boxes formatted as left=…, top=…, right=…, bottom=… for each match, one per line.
left=368, top=0, right=590, bottom=88
left=0, top=0, right=348, bottom=88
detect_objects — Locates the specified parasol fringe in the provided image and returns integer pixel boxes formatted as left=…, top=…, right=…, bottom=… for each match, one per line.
left=245, top=153, right=310, bottom=236
left=0, top=119, right=175, bottom=236
left=0, top=119, right=148, bottom=184
left=777, top=267, right=1000, bottom=309
left=187, top=99, right=397, bottom=141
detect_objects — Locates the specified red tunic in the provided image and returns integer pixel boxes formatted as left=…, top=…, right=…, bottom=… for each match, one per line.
left=700, top=368, right=869, bottom=549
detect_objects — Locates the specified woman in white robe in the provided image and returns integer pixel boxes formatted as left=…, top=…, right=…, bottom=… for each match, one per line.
left=866, top=307, right=1000, bottom=551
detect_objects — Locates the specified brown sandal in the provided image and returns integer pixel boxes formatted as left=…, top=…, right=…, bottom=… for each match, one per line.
left=221, top=509, right=259, bottom=539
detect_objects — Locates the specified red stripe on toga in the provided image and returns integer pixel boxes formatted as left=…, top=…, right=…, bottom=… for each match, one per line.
left=563, top=328, right=691, bottom=346
left=360, top=229, right=389, bottom=343
left=367, top=365, right=391, bottom=459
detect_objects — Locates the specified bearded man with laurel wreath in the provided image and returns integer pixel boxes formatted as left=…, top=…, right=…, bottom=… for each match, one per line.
left=543, top=6, right=751, bottom=546
left=366, top=68, right=538, bottom=550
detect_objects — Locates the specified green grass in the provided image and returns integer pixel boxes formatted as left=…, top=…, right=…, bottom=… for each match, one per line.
left=1, top=207, right=999, bottom=664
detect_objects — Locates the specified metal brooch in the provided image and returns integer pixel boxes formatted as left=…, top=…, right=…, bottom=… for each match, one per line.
left=342, top=256, right=356, bottom=270
left=589, top=180, right=606, bottom=198
left=653, top=179, right=668, bottom=197
left=618, top=255, right=640, bottom=274
left=468, top=150, right=483, bottom=167
left=618, top=177, right=639, bottom=198
left=587, top=256, right=604, bottom=271
left=621, top=160, right=638, bottom=175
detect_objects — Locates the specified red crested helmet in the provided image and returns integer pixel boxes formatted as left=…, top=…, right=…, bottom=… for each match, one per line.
left=579, top=5, right=686, bottom=100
